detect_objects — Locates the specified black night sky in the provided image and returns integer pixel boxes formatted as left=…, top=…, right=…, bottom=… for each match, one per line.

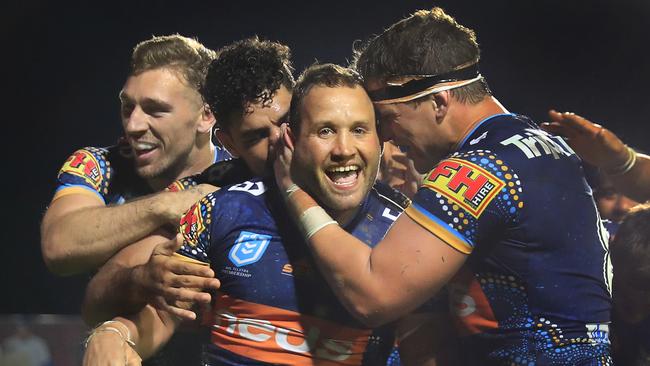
left=3, top=0, right=649, bottom=314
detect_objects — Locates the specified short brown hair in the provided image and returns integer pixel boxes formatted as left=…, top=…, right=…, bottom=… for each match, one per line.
left=289, top=63, right=364, bottom=133
left=353, top=7, right=490, bottom=104
left=130, top=34, right=217, bottom=92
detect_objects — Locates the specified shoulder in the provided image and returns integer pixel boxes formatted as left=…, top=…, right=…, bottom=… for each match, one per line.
left=369, top=181, right=411, bottom=212
left=56, top=146, right=113, bottom=195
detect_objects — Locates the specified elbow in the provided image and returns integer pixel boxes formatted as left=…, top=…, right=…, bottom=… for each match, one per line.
left=346, top=301, right=394, bottom=328
left=41, top=234, right=79, bottom=276
left=41, top=236, right=68, bottom=275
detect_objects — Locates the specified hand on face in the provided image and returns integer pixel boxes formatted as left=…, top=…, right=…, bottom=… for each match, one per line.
left=270, top=123, right=296, bottom=192
left=379, top=142, right=423, bottom=198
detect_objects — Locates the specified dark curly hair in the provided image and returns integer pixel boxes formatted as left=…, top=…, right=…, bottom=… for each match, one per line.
left=202, top=37, right=295, bottom=130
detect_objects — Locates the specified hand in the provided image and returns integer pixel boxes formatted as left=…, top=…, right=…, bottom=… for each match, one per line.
left=83, top=329, right=141, bottom=366
left=270, top=123, right=296, bottom=192
left=158, top=184, right=219, bottom=224
left=132, top=234, right=220, bottom=320
left=540, top=110, right=629, bottom=172
left=379, top=143, right=423, bottom=199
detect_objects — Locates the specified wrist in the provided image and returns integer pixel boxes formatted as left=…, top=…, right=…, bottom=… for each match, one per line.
left=605, top=145, right=637, bottom=176
left=149, top=191, right=175, bottom=222
left=85, top=320, right=136, bottom=349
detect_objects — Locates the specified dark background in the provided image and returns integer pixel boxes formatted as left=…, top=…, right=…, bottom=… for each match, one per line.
left=3, top=0, right=649, bottom=314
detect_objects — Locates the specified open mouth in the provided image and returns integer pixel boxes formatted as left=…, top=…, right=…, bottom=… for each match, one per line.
left=325, top=165, right=361, bottom=189
left=131, top=141, right=159, bottom=161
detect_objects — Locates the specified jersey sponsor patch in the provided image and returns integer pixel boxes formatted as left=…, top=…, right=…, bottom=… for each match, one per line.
left=229, top=231, right=272, bottom=267
left=422, top=158, right=505, bottom=218
left=210, top=294, right=372, bottom=365
left=58, top=149, right=103, bottom=191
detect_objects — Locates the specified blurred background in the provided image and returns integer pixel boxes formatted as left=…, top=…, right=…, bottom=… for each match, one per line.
left=2, top=0, right=648, bottom=332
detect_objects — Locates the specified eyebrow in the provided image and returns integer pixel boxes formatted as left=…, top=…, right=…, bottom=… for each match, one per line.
left=118, top=92, right=173, bottom=111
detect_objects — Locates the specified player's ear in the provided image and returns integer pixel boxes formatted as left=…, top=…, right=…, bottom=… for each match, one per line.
left=432, top=92, right=450, bottom=121
left=197, top=104, right=216, bottom=134
left=214, top=126, right=239, bottom=158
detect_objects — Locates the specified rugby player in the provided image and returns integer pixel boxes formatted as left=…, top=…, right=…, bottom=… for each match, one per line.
left=41, top=35, right=229, bottom=276
left=81, top=36, right=294, bottom=323
left=272, top=8, right=613, bottom=365
left=82, top=64, right=449, bottom=366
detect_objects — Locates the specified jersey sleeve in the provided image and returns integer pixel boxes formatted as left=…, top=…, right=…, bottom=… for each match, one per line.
left=176, top=193, right=218, bottom=265
left=52, top=147, right=112, bottom=203
left=165, top=174, right=200, bottom=192
left=405, top=151, right=522, bottom=254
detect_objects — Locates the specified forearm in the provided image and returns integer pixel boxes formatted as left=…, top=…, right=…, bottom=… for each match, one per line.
left=83, top=263, right=148, bottom=326
left=87, top=306, right=178, bottom=361
left=42, top=194, right=171, bottom=275
left=285, top=191, right=405, bottom=325
left=120, top=305, right=178, bottom=359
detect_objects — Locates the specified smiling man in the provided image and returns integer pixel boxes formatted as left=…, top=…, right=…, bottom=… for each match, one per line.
left=41, top=35, right=230, bottom=276
left=273, top=8, right=613, bottom=365
left=83, top=63, right=447, bottom=366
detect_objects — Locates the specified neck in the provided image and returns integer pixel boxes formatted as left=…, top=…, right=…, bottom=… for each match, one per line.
left=146, top=139, right=215, bottom=191
left=449, top=96, right=508, bottom=151
left=329, top=206, right=361, bottom=228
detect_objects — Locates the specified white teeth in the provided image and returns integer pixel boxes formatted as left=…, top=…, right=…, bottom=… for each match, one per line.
left=327, top=165, right=360, bottom=173
left=133, top=142, right=157, bottom=150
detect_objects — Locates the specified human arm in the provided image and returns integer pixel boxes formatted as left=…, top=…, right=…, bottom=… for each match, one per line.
left=273, top=125, right=466, bottom=326
left=83, top=305, right=181, bottom=365
left=82, top=231, right=219, bottom=325
left=541, top=110, right=650, bottom=202
left=41, top=185, right=216, bottom=275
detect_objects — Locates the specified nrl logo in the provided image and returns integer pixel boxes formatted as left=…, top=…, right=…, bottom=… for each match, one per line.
left=229, top=231, right=272, bottom=267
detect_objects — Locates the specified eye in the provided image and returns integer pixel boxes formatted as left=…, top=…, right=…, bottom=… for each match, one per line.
left=352, top=126, right=368, bottom=135
left=318, top=127, right=335, bottom=137
left=120, top=103, right=134, bottom=118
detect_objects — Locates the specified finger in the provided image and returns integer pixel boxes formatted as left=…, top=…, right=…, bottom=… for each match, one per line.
left=168, top=275, right=221, bottom=291
left=284, top=124, right=295, bottom=151
left=554, top=111, right=602, bottom=135
left=154, top=234, right=185, bottom=256
left=539, top=122, right=572, bottom=137
left=167, top=260, right=215, bottom=278
left=161, top=301, right=198, bottom=321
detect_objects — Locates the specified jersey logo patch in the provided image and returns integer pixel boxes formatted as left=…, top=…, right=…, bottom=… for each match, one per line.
left=423, top=158, right=505, bottom=218
left=180, top=202, right=207, bottom=247
left=229, top=231, right=272, bottom=267
left=59, top=150, right=102, bottom=190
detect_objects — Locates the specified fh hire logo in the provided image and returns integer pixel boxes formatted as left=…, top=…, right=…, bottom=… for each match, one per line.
left=424, top=158, right=505, bottom=218
left=229, top=231, right=272, bottom=267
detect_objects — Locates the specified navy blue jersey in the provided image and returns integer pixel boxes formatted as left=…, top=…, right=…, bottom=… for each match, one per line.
left=53, top=140, right=231, bottom=204
left=177, top=179, right=410, bottom=366
left=405, top=114, right=612, bottom=365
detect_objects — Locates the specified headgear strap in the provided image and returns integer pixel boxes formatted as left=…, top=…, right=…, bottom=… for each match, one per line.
left=368, top=63, right=482, bottom=104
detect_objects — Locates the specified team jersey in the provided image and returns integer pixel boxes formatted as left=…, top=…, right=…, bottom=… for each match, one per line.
left=177, top=179, right=410, bottom=366
left=405, top=113, right=612, bottom=365
left=52, top=140, right=231, bottom=204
